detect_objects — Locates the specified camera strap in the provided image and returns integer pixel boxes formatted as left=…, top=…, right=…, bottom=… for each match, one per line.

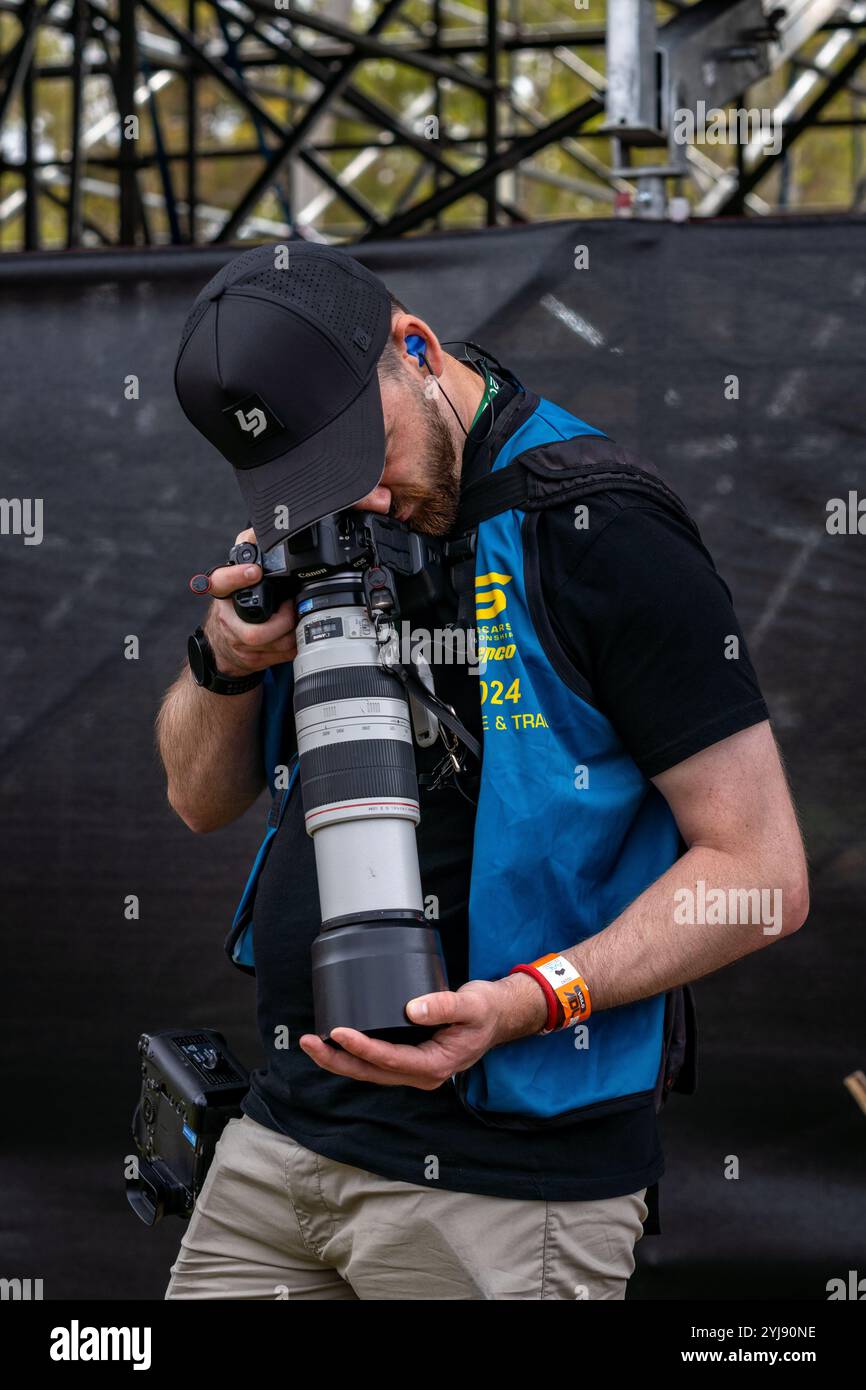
left=445, top=436, right=698, bottom=633
left=452, top=436, right=696, bottom=536
left=381, top=652, right=481, bottom=764
left=364, top=553, right=482, bottom=768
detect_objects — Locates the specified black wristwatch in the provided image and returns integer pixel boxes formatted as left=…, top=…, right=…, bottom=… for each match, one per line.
left=187, top=627, right=263, bottom=696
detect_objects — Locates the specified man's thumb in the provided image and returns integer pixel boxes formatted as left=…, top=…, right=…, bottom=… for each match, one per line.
left=405, top=991, right=460, bottom=1026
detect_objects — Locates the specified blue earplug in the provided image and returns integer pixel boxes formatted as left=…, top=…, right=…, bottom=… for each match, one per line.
left=404, top=333, right=427, bottom=366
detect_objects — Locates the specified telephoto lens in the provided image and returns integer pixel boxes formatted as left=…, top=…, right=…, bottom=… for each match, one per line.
left=292, top=568, right=449, bottom=1043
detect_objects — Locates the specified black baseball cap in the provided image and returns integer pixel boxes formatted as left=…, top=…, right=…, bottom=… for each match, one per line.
left=174, top=241, right=392, bottom=553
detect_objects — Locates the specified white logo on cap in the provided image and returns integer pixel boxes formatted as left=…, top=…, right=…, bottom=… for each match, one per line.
left=234, top=406, right=267, bottom=437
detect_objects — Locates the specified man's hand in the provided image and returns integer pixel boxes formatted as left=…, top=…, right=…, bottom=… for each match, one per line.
left=158, top=527, right=290, bottom=833
left=202, top=528, right=298, bottom=678
left=298, top=973, right=547, bottom=1089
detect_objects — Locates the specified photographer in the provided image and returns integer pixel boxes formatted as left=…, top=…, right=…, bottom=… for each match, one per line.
left=158, top=243, right=808, bottom=1300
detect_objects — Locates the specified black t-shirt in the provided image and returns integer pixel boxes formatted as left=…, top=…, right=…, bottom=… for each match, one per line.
left=240, top=372, right=769, bottom=1200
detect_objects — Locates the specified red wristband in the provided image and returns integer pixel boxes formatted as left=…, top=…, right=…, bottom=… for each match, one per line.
left=511, top=955, right=592, bottom=1034
left=509, top=963, right=561, bottom=1034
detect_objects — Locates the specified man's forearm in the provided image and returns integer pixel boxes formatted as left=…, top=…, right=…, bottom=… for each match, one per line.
left=156, top=666, right=264, bottom=832
left=157, top=550, right=298, bottom=831
left=498, top=843, right=809, bottom=1043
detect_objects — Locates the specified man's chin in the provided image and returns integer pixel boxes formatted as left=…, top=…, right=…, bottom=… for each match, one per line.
left=407, top=511, right=453, bottom=538
left=404, top=494, right=460, bottom=537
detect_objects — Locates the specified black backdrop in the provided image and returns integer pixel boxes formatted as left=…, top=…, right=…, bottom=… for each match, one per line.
left=1, top=216, right=864, bottom=1300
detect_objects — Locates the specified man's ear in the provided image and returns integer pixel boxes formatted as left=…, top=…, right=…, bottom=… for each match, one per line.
left=395, top=314, right=442, bottom=375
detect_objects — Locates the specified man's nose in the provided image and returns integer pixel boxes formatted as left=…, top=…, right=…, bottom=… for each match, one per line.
left=351, top=484, right=392, bottom=514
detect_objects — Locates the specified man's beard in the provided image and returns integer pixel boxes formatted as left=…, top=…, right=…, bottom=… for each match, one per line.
left=389, top=383, right=461, bottom=536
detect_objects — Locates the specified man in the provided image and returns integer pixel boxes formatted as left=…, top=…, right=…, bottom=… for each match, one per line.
left=159, top=242, right=808, bottom=1300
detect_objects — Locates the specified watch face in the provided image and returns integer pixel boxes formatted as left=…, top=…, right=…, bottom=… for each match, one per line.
left=187, top=631, right=209, bottom=686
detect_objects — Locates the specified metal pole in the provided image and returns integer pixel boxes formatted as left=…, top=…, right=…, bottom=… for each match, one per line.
left=67, top=0, right=86, bottom=247
left=485, top=0, right=499, bottom=225
left=22, top=35, right=37, bottom=248
left=185, top=0, right=197, bottom=242
left=118, top=0, right=138, bottom=244
left=434, top=0, right=442, bottom=227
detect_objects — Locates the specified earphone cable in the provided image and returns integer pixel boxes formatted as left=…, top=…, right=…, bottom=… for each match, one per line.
left=417, top=339, right=500, bottom=443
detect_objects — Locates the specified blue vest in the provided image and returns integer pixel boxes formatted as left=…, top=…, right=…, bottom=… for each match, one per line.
left=225, top=395, right=683, bottom=1125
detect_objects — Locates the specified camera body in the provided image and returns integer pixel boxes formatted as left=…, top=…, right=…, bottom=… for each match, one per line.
left=126, top=1029, right=249, bottom=1224
left=227, top=510, right=456, bottom=627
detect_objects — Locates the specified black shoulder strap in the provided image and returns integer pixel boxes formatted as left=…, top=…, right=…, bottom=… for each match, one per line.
left=452, top=435, right=698, bottom=538
left=446, top=436, right=699, bottom=636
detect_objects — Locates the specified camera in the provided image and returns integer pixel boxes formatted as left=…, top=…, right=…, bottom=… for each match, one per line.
left=226, top=509, right=455, bottom=626
left=126, top=1029, right=249, bottom=1225
left=226, top=511, right=477, bottom=1043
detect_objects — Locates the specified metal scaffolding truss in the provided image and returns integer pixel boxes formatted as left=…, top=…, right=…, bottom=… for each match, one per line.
left=1, top=0, right=865, bottom=249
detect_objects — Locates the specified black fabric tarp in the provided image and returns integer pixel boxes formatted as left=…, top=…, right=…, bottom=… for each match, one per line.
left=1, top=216, right=864, bottom=1300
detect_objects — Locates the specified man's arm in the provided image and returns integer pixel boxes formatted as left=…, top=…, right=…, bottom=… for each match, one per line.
left=156, top=533, right=297, bottom=833
left=298, top=718, right=809, bottom=1086
left=156, top=668, right=265, bottom=835
left=496, top=718, right=809, bottom=1036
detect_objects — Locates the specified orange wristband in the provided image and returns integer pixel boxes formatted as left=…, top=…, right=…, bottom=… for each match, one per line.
left=530, top=954, right=592, bottom=1031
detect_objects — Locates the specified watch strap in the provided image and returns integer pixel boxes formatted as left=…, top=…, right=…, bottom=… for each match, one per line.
left=188, top=628, right=263, bottom=696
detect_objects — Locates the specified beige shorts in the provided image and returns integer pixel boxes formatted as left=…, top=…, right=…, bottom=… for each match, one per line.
left=165, top=1113, right=648, bottom=1301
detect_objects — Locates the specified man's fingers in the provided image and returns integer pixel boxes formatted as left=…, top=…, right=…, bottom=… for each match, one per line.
left=205, top=561, right=262, bottom=599
left=190, top=527, right=298, bottom=677
left=299, top=1035, right=420, bottom=1087
left=404, top=990, right=466, bottom=1028
left=299, top=1034, right=445, bottom=1089
left=227, top=636, right=297, bottom=669
left=227, top=599, right=296, bottom=648
left=327, top=1027, right=446, bottom=1077
left=237, top=634, right=297, bottom=665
